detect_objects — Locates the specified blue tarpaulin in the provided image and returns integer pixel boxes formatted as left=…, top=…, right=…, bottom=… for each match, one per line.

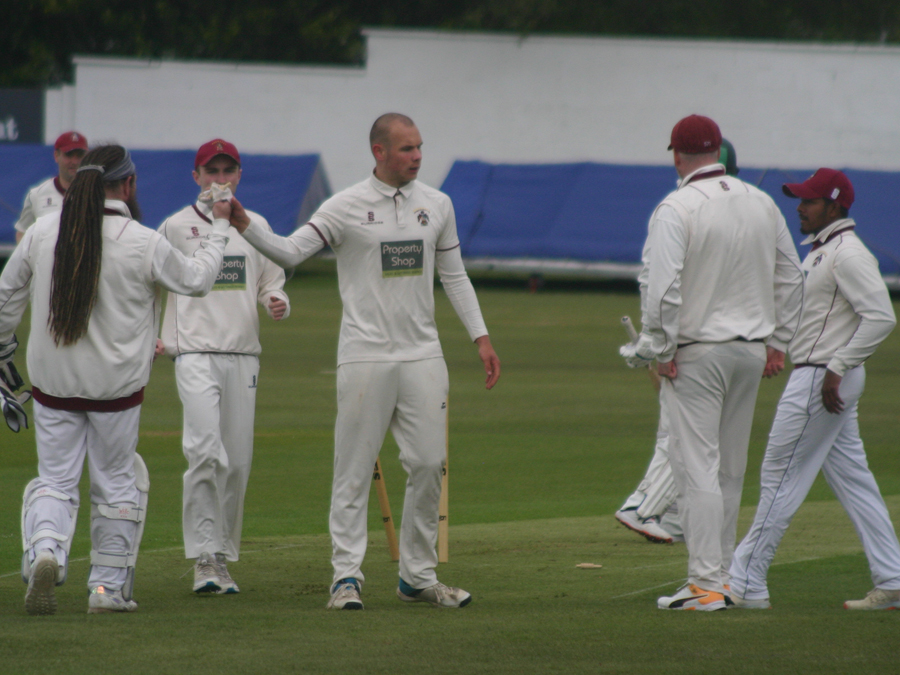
left=441, top=160, right=900, bottom=277
left=0, top=145, right=329, bottom=246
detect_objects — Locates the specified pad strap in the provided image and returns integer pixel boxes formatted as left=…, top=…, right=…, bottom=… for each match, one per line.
left=92, top=503, right=145, bottom=523
left=27, top=528, right=70, bottom=547
left=25, top=486, right=71, bottom=508
left=90, top=551, right=137, bottom=568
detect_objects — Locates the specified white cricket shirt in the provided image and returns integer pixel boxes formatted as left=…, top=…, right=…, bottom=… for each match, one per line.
left=241, top=174, right=488, bottom=365
left=14, top=177, right=65, bottom=234
left=789, top=218, right=896, bottom=375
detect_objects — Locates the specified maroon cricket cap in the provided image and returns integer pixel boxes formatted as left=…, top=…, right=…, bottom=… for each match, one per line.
left=54, top=131, right=88, bottom=154
left=782, top=168, right=854, bottom=210
left=195, top=139, right=241, bottom=169
left=668, top=115, right=722, bottom=154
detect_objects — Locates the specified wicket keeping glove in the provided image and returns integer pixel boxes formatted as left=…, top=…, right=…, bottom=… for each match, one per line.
left=619, top=342, right=654, bottom=369
left=0, top=334, right=18, bottom=365
left=0, top=360, right=25, bottom=392
left=0, top=380, right=28, bottom=432
left=198, top=182, right=234, bottom=205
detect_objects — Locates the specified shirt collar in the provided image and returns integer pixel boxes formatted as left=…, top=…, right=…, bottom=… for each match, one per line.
left=800, top=217, right=856, bottom=246
left=369, top=171, right=415, bottom=199
left=194, top=199, right=213, bottom=218
left=677, top=163, right=726, bottom=190
left=104, top=199, right=132, bottom=218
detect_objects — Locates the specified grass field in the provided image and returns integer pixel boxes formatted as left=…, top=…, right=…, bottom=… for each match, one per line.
left=1, top=261, right=899, bottom=674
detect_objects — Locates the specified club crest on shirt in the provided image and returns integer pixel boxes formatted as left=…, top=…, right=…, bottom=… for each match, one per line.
left=415, top=208, right=430, bottom=226
left=812, top=253, right=825, bottom=267
left=186, top=226, right=202, bottom=240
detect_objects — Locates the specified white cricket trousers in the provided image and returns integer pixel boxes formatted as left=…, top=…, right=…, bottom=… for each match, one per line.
left=330, top=358, right=448, bottom=589
left=663, top=341, right=766, bottom=593
left=730, top=366, right=900, bottom=600
left=26, top=400, right=142, bottom=590
left=176, top=352, right=259, bottom=561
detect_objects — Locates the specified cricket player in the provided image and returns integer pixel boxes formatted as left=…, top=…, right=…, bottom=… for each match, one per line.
left=729, top=169, right=900, bottom=610
left=621, top=115, right=804, bottom=611
left=158, top=139, right=290, bottom=594
left=228, top=113, right=500, bottom=610
left=0, top=144, right=230, bottom=615
left=14, top=131, right=88, bottom=243
left=615, top=139, right=741, bottom=545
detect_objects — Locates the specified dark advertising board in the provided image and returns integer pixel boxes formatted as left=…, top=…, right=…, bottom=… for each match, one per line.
left=0, top=89, right=43, bottom=144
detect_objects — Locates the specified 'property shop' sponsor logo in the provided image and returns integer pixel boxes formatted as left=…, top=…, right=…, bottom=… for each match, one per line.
left=381, top=240, right=424, bottom=277
left=214, top=256, right=247, bottom=290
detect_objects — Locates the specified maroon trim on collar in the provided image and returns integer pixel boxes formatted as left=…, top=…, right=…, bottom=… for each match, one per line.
left=53, top=176, right=66, bottom=195
left=685, top=168, right=726, bottom=186
left=811, top=225, right=855, bottom=251
left=192, top=204, right=212, bottom=224
left=33, top=386, right=145, bottom=412
left=103, top=208, right=124, bottom=216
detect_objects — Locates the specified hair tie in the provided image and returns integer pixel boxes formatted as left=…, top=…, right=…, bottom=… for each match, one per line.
left=77, top=165, right=105, bottom=174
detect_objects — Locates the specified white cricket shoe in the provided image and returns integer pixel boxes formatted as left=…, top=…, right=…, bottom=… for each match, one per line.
left=397, top=579, right=472, bottom=608
left=327, top=578, right=363, bottom=610
left=658, top=583, right=730, bottom=611
left=25, top=550, right=59, bottom=616
left=193, top=551, right=222, bottom=594
left=214, top=553, right=240, bottom=594
left=88, top=585, right=138, bottom=614
left=615, top=509, right=674, bottom=544
left=844, top=588, right=900, bottom=610
left=730, top=593, right=772, bottom=609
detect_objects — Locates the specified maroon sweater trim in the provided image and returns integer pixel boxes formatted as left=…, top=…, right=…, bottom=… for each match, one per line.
left=685, top=168, right=726, bottom=186
left=53, top=176, right=66, bottom=196
left=33, top=386, right=145, bottom=412
left=308, top=223, right=329, bottom=246
left=192, top=204, right=212, bottom=224
left=811, top=226, right=855, bottom=251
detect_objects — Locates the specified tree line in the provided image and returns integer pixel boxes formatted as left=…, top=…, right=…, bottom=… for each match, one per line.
left=4, top=0, right=899, bottom=87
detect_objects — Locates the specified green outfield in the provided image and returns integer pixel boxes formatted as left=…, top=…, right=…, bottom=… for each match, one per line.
left=1, top=261, right=898, bottom=674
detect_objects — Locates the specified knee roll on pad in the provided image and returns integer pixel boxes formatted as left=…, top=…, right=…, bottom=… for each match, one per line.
left=21, top=479, right=79, bottom=585
left=89, top=453, right=149, bottom=601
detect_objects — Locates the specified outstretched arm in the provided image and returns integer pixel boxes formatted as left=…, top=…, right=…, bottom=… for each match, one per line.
left=231, top=197, right=326, bottom=268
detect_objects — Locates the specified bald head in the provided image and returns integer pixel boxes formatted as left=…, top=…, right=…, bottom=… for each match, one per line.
left=370, top=113, right=416, bottom=149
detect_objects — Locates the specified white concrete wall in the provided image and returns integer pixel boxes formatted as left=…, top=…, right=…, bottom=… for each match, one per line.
left=46, top=29, right=900, bottom=192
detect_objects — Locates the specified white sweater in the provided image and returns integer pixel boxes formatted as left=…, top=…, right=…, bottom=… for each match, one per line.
left=0, top=200, right=229, bottom=401
left=789, top=218, right=896, bottom=375
left=159, top=202, right=289, bottom=357
left=640, top=165, right=804, bottom=362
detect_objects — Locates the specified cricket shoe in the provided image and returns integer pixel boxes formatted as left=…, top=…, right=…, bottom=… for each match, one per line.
left=88, top=586, right=138, bottom=614
left=193, top=551, right=222, bottom=593
left=615, top=509, right=673, bottom=544
left=214, top=553, right=240, bottom=594
left=25, top=550, right=59, bottom=616
left=397, top=578, right=472, bottom=608
left=729, top=591, right=772, bottom=609
left=327, top=578, right=363, bottom=610
left=658, top=584, right=729, bottom=611
left=844, top=588, right=900, bottom=610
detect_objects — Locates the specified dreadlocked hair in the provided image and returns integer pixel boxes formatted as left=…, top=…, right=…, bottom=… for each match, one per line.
left=49, top=144, right=130, bottom=346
